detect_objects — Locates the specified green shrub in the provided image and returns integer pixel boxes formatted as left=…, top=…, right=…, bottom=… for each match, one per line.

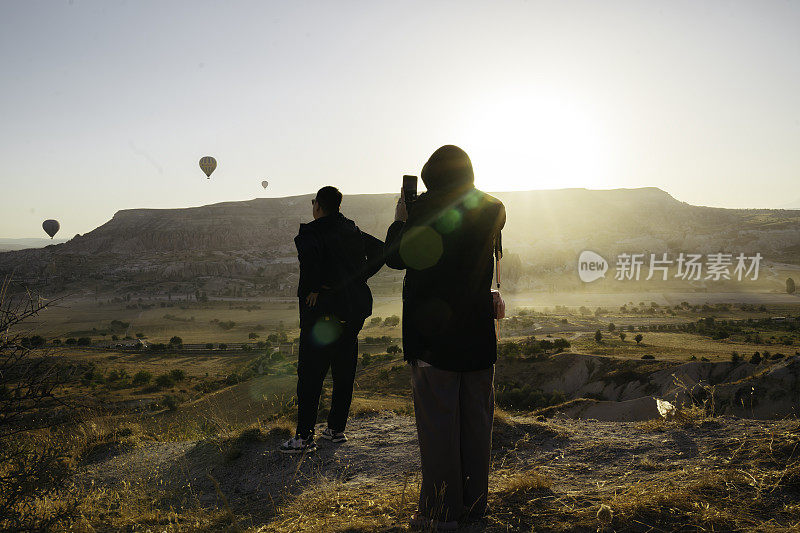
left=162, top=395, right=179, bottom=411
left=155, top=374, right=174, bottom=388
left=169, top=369, right=185, bottom=382
left=132, top=371, right=152, bottom=385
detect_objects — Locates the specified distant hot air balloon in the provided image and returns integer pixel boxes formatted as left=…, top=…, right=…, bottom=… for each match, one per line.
left=261, top=180, right=269, bottom=189
left=199, top=156, right=217, bottom=178
left=42, top=219, right=60, bottom=239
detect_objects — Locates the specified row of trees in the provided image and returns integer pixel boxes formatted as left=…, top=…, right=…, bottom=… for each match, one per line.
left=368, top=315, right=401, bottom=327
left=594, top=330, right=644, bottom=344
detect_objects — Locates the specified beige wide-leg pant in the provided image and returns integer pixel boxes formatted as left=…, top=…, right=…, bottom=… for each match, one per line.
left=411, top=364, right=495, bottom=523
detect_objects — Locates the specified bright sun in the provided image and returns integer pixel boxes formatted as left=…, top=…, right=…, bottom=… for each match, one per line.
left=457, top=89, right=611, bottom=192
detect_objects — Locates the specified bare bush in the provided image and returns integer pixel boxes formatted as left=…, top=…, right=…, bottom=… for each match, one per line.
left=0, top=278, right=78, bottom=529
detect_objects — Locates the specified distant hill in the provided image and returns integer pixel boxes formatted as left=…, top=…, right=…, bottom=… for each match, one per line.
left=1, top=187, right=799, bottom=296
left=0, top=238, right=69, bottom=252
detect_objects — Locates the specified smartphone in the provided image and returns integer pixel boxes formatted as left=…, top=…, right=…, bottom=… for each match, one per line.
left=402, top=175, right=418, bottom=206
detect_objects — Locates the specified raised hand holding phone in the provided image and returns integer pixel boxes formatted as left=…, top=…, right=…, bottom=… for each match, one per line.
left=395, top=190, right=408, bottom=222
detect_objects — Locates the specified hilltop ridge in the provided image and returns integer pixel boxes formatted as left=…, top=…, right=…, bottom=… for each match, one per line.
left=1, top=187, right=799, bottom=295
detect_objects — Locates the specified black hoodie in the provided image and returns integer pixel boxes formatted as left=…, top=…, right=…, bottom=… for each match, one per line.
left=295, top=212, right=384, bottom=328
left=385, top=146, right=506, bottom=371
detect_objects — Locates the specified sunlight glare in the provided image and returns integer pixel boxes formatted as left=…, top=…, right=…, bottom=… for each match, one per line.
left=459, top=89, right=611, bottom=192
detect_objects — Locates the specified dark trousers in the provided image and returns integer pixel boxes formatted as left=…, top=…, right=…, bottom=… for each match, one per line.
left=296, top=319, right=362, bottom=438
left=411, top=364, right=494, bottom=523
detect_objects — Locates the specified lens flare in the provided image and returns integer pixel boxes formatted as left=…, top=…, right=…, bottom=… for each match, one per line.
left=311, top=317, right=343, bottom=346
left=400, top=226, right=443, bottom=270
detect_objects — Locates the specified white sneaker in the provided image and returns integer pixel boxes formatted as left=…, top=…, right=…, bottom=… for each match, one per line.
left=321, top=427, right=347, bottom=443
left=279, top=435, right=317, bottom=454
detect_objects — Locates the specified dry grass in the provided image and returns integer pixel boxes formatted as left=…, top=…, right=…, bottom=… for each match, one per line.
left=350, top=394, right=413, bottom=418
left=258, top=476, right=418, bottom=532
left=493, top=469, right=551, bottom=494
left=488, top=419, right=800, bottom=532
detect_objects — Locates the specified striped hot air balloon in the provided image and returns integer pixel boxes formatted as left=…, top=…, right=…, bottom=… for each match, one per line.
left=199, top=156, right=217, bottom=178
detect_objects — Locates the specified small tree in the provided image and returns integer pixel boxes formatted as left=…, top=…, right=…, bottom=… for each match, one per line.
left=607, top=323, right=616, bottom=332
left=594, top=330, right=602, bottom=343
left=370, top=317, right=382, bottom=327
left=619, top=332, right=627, bottom=342
left=383, top=315, right=400, bottom=327
left=634, top=334, right=643, bottom=345
left=0, top=280, right=78, bottom=529
left=788, top=278, right=796, bottom=294
left=169, top=336, right=183, bottom=345
left=361, top=353, right=373, bottom=366
left=749, top=352, right=762, bottom=365
left=387, top=345, right=401, bottom=355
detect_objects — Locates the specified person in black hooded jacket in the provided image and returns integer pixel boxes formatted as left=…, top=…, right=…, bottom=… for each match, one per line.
left=279, top=186, right=384, bottom=454
left=385, top=146, right=505, bottom=528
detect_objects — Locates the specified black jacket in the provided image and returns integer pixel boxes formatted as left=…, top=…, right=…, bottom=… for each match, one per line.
left=385, top=187, right=505, bottom=371
left=295, top=213, right=384, bottom=328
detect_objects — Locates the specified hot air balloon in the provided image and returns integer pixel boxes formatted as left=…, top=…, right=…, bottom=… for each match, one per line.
left=261, top=180, right=269, bottom=189
left=42, top=219, right=60, bottom=239
left=199, top=156, right=217, bottom=178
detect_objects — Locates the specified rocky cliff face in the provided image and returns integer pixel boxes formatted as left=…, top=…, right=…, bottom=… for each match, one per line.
left=1, top=188, right=799, bottom=293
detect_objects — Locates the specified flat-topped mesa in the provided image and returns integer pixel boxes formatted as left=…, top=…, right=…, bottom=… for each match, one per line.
left=0, top=187, right=798, bottom=286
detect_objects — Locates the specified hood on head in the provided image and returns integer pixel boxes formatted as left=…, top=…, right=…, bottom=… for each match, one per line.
left=421, top=145, right=474, bottom=191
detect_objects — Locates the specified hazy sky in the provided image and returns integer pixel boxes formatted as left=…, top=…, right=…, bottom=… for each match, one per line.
left=1, top=1, right=798, bottom=238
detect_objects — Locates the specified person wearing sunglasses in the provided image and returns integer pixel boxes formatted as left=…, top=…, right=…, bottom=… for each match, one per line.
left=280, top=186, right=384, bottom=454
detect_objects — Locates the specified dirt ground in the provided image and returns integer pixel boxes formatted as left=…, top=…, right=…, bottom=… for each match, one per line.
left=72, top=411, right=800, bottom=531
